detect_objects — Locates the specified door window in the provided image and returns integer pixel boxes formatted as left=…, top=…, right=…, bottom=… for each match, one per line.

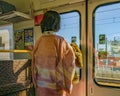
left=94, top=3, right=120, bottom=86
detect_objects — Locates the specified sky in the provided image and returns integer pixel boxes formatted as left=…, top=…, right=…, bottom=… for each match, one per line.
left=56, top=2, right=120, bottom=57
left=56, top=11, right=80, bottom=46
left=56, top=3, right=120, bottom=49
left=95, top=3, right=120, bottom=47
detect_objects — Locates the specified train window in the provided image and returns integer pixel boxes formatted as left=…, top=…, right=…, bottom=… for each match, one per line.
left=94, top=3, right=120, bottom=86
left=0, top=24, right=14, bottom=60
left=57, top=11, right=80, bottom=46
left=56, top=11, right=80, bottom=76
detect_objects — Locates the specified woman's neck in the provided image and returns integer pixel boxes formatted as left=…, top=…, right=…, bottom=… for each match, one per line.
left=43, top=31, right=56, bottom=35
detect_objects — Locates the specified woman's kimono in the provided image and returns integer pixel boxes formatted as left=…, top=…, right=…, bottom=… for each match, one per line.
left=32, top=34, right=75, bottom=96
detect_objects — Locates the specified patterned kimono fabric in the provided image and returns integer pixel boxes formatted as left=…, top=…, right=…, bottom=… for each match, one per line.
left=32, top=32, right=75, bottom=96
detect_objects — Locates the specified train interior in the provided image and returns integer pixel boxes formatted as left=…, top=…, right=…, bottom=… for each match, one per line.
left=0, top=0, right=120, bottom=96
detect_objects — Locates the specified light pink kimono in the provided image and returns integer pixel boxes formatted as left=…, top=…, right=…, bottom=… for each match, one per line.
left=32, top=34, right=75, bottom=96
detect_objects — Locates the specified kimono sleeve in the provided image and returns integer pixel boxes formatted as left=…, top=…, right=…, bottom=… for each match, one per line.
left=62, top=41, right=75, bottom=94
left=32, top=38, right=40, bottom=88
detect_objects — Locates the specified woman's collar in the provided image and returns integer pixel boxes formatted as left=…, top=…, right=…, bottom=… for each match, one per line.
left=43, top=31, right=56, bottom=35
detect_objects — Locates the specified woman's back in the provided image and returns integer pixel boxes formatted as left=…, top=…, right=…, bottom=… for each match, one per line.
left=32, top=10, right=75, bottom=96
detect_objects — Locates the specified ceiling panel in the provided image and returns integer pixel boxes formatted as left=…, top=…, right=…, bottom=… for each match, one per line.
left=2, top=0, right=85, bottom=13
left=33, top=0, right=85, bottom=11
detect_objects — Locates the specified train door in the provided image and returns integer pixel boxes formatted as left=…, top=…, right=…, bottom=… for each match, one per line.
left=88, top=0, right=120, bottom=96
left=52, top=2, right=87, bottom=96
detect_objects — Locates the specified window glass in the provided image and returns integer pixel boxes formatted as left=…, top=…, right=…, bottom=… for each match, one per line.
left=57, top=11, right=80, bottom=46
left=94, top=3, right=120, bottom=85
left=0, top=24, right=13, bottom=60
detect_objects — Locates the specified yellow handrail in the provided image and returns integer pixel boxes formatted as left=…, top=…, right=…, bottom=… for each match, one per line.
left=0, top=50, right=32, bottom=58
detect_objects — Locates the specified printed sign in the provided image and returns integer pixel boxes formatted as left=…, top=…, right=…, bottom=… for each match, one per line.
left=71, top=36, right=77, bottom=43
left=99, top=34, right=106, bottom=44
left=24, top=28, right=34, bottom=50
left=14, top=30, right=24, bottom=49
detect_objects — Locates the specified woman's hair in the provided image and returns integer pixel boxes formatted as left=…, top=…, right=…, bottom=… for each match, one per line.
left=40, top=10, right=60, bottom=33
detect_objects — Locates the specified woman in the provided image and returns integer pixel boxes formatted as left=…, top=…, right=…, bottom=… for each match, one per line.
left=32, top=10, right=75, bottom=96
